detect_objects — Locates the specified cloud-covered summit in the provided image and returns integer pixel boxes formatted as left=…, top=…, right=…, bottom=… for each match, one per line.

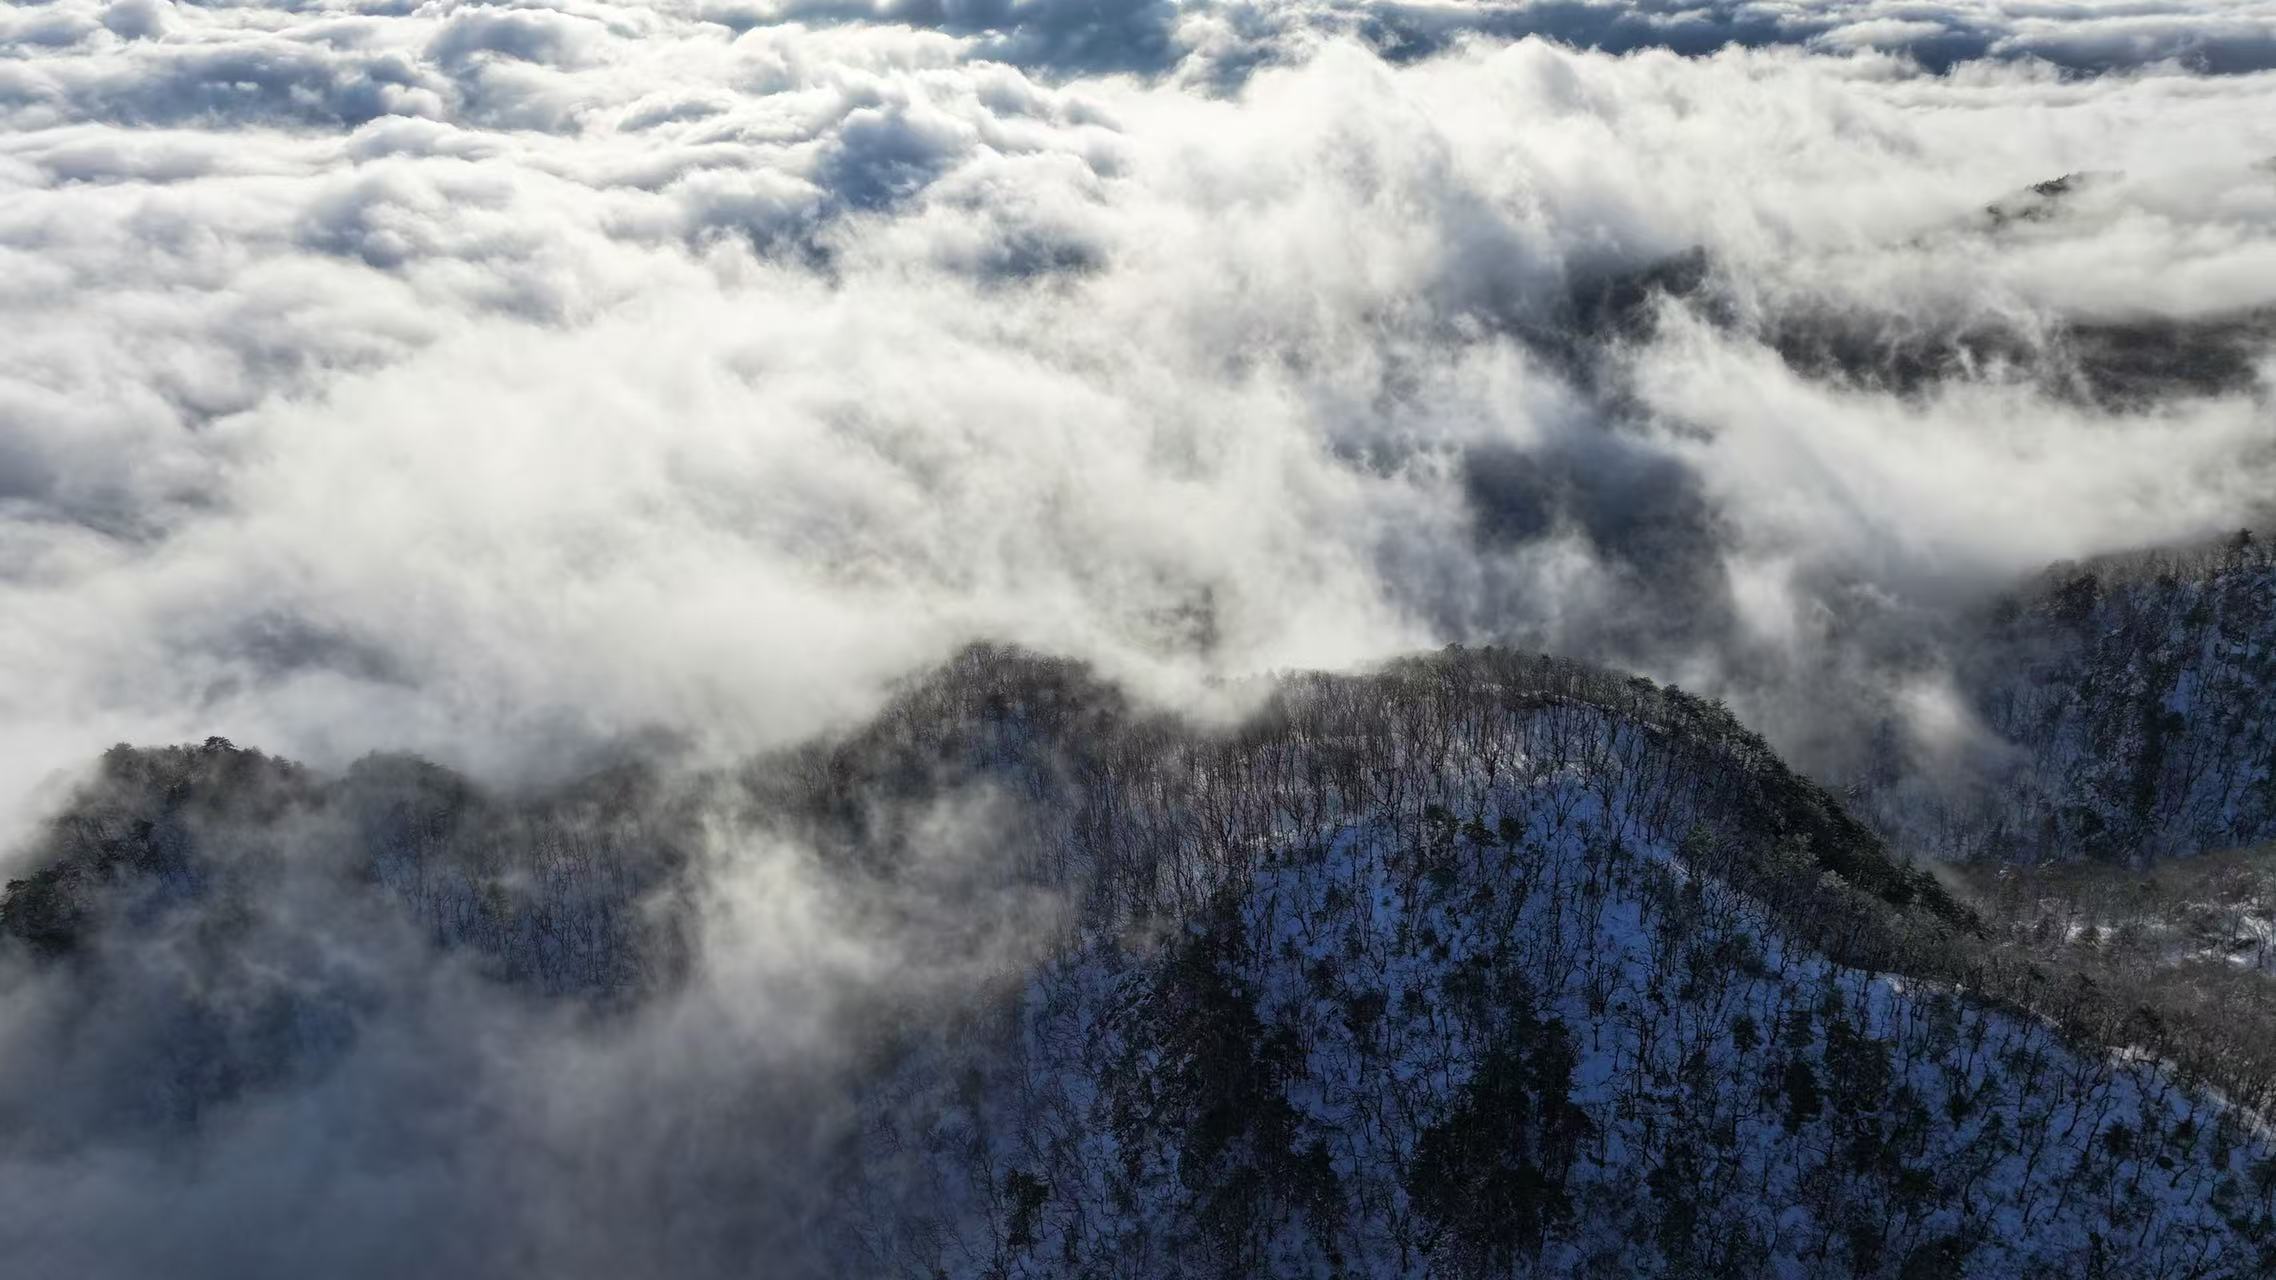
left=1, top=1, right=2273, bottom=836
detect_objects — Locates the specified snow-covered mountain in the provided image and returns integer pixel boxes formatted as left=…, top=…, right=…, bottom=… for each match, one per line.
left=1865, top=533, right=2276, bottom=866
left=837, top=652, right=2272, bottom=1279
left=6, top=648, right=2272, bottom=1277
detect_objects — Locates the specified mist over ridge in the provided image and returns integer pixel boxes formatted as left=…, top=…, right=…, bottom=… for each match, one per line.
left=6, top=2, right=2276, bottom=1275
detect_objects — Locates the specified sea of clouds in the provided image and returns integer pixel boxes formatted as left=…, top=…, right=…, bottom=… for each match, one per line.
left=2, top=0, right=2275, bottom=829
left=3, top=2, right=2275, bottom=1275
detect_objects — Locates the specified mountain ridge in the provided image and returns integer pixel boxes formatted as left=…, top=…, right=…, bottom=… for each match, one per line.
left=6, top=645, right=2275, bottom=1276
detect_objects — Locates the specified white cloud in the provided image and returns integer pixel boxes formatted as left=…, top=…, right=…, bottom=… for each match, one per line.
left=0, top=3, right=2272, bottom=841
left=3, top=4, right=2276, bottom=1270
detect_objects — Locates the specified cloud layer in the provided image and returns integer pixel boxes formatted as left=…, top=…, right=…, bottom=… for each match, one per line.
left=0, top=741, right=1069, bottom=1278
left=1, top=1, right=2273, bottom=829
left=3, top=4, right=2276, bottom=1275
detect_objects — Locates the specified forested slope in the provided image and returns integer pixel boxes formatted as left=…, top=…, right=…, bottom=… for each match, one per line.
left=1867, top=533, right=2276, bottom=866
left=4, top=647, right=2273, bottom=1278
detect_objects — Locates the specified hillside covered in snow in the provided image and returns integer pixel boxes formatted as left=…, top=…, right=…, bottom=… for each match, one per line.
left=1863, top=532, right=2276, bottom=867
left=6, top=648, right=2275, bottom=1277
